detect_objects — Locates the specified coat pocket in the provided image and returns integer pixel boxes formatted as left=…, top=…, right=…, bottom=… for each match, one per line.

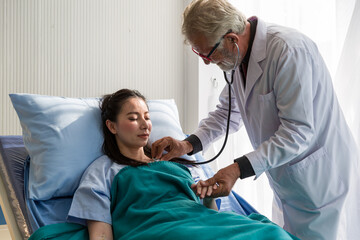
left=285, top=147, right=346, bottom=209
left=253, top=91, right=280, bottom=142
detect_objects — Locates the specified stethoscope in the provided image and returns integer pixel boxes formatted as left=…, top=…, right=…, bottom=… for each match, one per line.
left=192, top=42, right=240, bottom=165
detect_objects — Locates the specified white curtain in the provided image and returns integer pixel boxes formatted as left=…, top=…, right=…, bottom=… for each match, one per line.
left=334, top=0, right=360, bottom=147
left=207, top=0, right=359, bottom=220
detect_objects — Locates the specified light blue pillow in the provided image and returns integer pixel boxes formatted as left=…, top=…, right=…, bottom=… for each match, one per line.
left=10, top=94, right=190, bottom=200
left=10, top=94, right=103, bottom=200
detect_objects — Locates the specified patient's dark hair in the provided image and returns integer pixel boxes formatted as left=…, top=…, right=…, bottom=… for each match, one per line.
left=101, top=89, right=194, bottom=167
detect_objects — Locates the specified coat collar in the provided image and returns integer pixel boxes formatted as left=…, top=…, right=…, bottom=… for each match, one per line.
left=244, top=18, right=267, bottom=102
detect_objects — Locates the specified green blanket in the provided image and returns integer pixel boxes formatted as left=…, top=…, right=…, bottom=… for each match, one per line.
left=29, top=161, right=299, bottom=240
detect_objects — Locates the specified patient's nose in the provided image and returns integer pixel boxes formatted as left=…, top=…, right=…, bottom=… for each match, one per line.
left=140, top=118, right=149, bottom=129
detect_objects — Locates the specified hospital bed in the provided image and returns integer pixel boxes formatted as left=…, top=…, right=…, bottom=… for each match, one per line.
left=0, top=135, right=257, bottom=240
left=1, top=95, right=258, bottom=239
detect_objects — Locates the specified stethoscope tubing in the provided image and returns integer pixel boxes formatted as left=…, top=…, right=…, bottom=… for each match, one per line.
left=191, top=70, right=234, bottom=165
left=190, top=42, right=239, bottom=165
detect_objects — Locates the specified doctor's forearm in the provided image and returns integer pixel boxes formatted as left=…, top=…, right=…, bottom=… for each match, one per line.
left=185, top=134, right=255, bottom=179
left=245, top=121, right=314, bottom=177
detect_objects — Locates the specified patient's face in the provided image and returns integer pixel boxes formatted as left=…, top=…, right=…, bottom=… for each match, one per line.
left=113, top=97, right=152, bottom=149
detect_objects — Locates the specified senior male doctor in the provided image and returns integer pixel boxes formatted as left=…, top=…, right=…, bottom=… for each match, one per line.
left=152, top=0, right=360, bottom=239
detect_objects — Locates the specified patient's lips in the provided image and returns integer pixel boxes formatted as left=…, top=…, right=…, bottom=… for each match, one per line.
left=138, top=133, right=149, bottom=139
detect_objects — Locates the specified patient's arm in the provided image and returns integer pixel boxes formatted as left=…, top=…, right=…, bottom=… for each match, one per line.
left=203, top=198, right=218, bottom=211
left=191, top=180, right=218, bottom=211
left=87, top=220, right=113, bottom=240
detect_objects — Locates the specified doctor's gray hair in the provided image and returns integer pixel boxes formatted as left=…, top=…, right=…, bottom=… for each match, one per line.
left=182, top=0, right=247, bottom=46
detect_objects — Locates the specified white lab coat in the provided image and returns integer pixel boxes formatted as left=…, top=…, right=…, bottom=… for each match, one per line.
left=193, top=19, right=360, bottom=240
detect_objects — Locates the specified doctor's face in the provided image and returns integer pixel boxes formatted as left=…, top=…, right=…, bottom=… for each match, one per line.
left=108, top=97, right=152, bottom=149
left=190, top=34, right=243, bottom=72
left=215, top=46, right=243, bottom=72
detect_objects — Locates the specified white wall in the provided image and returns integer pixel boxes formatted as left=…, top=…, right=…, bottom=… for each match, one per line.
left=183, top=41, right=199, bottom=134
left=0, top=0, right=186, bottom=135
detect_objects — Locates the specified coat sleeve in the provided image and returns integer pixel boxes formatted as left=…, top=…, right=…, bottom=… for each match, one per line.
left=246, top=47, right=316, bottom=178
left=193, top=83, right=243, bottom=152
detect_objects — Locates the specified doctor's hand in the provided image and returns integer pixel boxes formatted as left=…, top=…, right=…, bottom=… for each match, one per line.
left=151, top=137, right=193, bottom=161
left=193, top=163, right=241, bottom=198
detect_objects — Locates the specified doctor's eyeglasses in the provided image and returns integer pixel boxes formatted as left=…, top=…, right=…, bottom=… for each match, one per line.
left=192, top=29, right=232, bottom=62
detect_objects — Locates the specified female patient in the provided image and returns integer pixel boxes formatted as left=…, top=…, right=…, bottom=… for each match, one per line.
left=64, top=89, right=299, bottom=240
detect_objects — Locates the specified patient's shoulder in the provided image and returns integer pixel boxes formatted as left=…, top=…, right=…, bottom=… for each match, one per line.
left=88, top=155, right=127, bottom=171
left=80, top=155, right=127, bottom=185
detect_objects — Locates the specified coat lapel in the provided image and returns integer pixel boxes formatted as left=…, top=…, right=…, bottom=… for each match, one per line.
left=244, top=19, right=267, bottom=104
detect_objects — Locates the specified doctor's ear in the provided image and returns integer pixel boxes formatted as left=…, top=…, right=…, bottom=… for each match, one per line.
left=224, top=33, right=239, bottom=45
left=106, top=120, right=118, bottom=134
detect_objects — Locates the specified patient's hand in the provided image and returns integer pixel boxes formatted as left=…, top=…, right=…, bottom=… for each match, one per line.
left=193, top=163, right=240, bottom=198
left=191, top=180, right=218, bottom=199
left=192, top=181, right=218, bottom=210
left=151, top=137, right=193, bottom=161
